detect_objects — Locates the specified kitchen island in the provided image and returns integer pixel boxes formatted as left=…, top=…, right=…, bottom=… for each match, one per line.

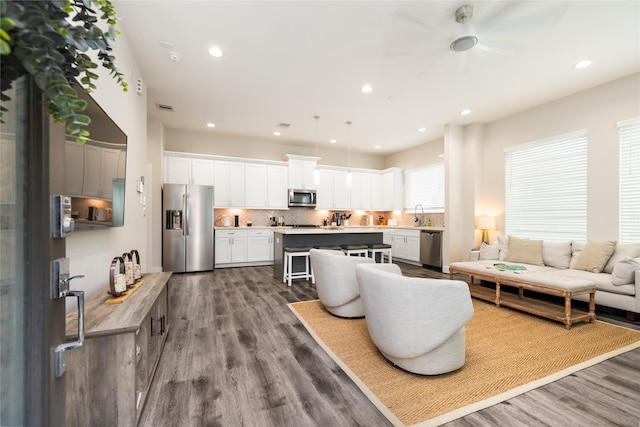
left=272, top=227, right=383, bottom=281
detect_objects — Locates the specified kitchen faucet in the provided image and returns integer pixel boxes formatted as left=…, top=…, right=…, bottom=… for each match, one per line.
left=414, top=204, right=424, bottom=227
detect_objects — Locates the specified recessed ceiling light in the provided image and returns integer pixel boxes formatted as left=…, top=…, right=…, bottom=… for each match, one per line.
left=206, top=122, right=215, bottom=128
left=273, top=131, right=281, bottom=136
left=575, top=60, right=592, bottom=69
left=361, top=84, right=373, bottom=93
left=208, top=46, right=223, bottom=57
left=418, top=127, right=426, bottom=132
left=375, top=145, right=381, bottom=149
left=330, top=139, right=337, bottom=144
left=460, top=109, right=471, bottom=115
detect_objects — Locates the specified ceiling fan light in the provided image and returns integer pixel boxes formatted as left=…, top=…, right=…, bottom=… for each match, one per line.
left=450, top=35, right=478, bottom=52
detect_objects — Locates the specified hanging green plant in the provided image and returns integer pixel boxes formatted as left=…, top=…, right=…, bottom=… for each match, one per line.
left=0, top=0, right=128, bottom=143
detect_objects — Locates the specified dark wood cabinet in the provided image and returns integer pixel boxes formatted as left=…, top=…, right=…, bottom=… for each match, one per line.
left=65, top=272, right=172, bottom=426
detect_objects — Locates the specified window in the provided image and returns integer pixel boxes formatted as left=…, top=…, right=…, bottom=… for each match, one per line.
left=404, top=163, right=444, bottom=212
left=619, top=118, right=640, bottom=244
left=505, top=131, right=587, bottom=242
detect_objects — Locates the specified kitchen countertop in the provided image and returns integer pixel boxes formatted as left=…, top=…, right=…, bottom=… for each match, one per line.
left=214, top=225, right=444, bottom=232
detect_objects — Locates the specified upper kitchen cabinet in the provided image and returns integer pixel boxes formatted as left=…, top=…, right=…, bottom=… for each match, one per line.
left=317, top=167, right=350, bottom=210
left=214, top=160, right=245, bottom=207
left=164, top=153, right=214, bottom=185
left=244, top=162, right=288, bottom=209
left=382, top=167, right=403, bottom=211
left=284, top=154, right=320, bottom=190
left=350, top=171, right=372, bottom=210
left=68, top=139, right=125, bottom=200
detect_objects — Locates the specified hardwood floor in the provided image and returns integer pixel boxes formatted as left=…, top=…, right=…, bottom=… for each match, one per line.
left=139, top=263, right=640, bottom=427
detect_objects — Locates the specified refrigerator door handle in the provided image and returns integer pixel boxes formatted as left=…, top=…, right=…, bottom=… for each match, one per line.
left=183, top=193, right=189, bottom=236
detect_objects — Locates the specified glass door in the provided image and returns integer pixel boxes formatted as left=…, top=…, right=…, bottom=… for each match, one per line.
left=0, top=76, right=69, bottom=425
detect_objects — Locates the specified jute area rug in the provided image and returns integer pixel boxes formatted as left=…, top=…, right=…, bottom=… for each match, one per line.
left=288, top=299, right=640, bottom=427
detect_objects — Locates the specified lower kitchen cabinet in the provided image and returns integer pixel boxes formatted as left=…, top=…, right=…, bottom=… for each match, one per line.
left=247, top=229, right=274, bottom=263
left=64, top=272, right=172, bottom=427
left=392, top=229, right=421, bottom=263
left=215, top=229, right=248, bottom=266
left=216, top=228, right=275, bottom=267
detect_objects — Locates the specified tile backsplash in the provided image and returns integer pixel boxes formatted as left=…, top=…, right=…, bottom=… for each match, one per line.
left=214, top=207, right=444, bottom=228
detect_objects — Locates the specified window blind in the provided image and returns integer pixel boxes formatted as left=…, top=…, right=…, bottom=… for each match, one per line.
left=404, top=163, right=444, bottom=212
left=619, top=118, right=640, bottom=244
left=505, top=132, right=587, bottom=242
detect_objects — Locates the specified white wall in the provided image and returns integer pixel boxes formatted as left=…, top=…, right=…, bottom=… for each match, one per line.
left=381, top=73, right=640, bottom=266
left=164, top=129, right=385, bottom=170
left=65, top=30, right=148, bottom=306
left=480, top=72, right=640, bottom=243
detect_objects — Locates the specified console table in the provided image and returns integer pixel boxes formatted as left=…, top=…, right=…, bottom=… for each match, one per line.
left=65, top=272, right=172, bottom=426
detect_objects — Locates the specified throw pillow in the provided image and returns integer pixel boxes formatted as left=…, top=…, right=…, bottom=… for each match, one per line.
left=603, top=243, right=640, bottom=274
left=542, top=241, right=572, bottom=269
left=497, top=235, right=509, bottom=261
left=611, top=258, right=640, bottom=286
left=573, top=240, right=617, bottom=273
left=479, top=242, right=499, bottom=260
left=570, top=241, right=586, bottom=269
left=506, top=236, right=544, bottom=266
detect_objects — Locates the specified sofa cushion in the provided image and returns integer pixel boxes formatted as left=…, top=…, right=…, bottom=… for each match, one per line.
left=542, top=241, right=572, bottom=269
left=603, top=243, right=640, bottom=274
left=611, top=258, right=640, bottom=286
left=552, top=269, right=636, bottom=296
left=497, top=235, right=508, bottom=261
left=570, top=241, right=586, bottom=269
left=573, top=241, right=617, bottom=273
left=479, top=242, right=499, bottom=260
left=507, top=236, right=544, bottom=266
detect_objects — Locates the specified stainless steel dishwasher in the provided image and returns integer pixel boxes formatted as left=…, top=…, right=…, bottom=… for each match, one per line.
left=420, top=230, right=442, bottom=269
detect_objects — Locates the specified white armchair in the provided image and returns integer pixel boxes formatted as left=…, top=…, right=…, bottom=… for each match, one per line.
left=309, top=249, right=375, bottom=318
left=355, top=263, right=474, bottom=375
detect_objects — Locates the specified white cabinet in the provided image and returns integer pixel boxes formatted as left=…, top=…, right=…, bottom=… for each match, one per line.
left=215, top=229, right=247, bottom=265
left=247, top=229, right=274, bottom=263
left=392, top=229, right=420, bottom=263
left=370, top=173, right=383, bottom=210
left=285, top=154, right=319, bottom=190
left=382, top=168, right=403, bottom=211
left=214, top=160, right=245, bottom=207
left=165, top=155, right=214, bottom=185
left=351, top=172, right=372, bottom=210
left=64, top=140, right=84, bottom=196
left=244, top=163, right=288, bottom=209
left=317, top=168, right=352, bottom=210
left=82, top=145, right=122, bottom=199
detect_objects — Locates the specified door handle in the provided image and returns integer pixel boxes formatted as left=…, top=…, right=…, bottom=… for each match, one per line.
left=54, top=289, right=84, bottom=378
left=51, top=257, right=85, bottom=378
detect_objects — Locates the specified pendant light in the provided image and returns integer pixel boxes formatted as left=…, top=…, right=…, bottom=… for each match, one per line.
left=346, top=121, right=352, bottom=188
left=313, top=115, right=320, bottom=186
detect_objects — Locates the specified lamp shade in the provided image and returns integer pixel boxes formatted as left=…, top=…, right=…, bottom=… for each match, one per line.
left=476, top=216, right=496, bottom=230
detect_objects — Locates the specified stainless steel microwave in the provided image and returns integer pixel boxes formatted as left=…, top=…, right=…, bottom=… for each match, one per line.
left=288, top=189, right=317, bottom=207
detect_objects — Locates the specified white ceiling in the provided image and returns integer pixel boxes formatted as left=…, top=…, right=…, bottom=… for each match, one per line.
left=114, top=1, right=640, bottom=154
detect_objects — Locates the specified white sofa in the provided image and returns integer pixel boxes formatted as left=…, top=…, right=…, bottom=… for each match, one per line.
left=355, top=263, right=474, bottom=375
left=452, top=237, right=640, bottom=320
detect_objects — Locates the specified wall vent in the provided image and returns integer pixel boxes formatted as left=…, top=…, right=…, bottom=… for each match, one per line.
left=156, top=103, right=174, bottom=112
left=277, top=122, right=291, bottom=128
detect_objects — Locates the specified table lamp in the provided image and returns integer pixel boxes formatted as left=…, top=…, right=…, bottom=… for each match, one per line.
left=476, top=216, right=496, bottom=245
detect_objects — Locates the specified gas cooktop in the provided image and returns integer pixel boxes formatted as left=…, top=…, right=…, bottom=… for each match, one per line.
left=289, top=224, right=321, bottom=228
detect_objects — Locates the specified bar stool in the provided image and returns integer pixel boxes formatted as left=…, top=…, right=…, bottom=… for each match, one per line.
left=341, top=244, right=369, bottom=257
left=314, top=245, right=343, bottom=251
left=368, top=243, right=393, bottom=263
left=283, top=247, right=314, bottom=287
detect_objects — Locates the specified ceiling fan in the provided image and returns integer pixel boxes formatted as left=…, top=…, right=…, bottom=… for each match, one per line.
left=384, top=1, right=570, bottom=76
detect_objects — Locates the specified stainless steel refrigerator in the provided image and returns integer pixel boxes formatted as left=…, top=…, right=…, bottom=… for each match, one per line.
left=162, top=184, right=214, bottom=272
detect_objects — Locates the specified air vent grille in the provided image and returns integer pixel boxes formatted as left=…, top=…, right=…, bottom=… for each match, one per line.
left=277, top=122, right=291, bottom=128
left=156, top=103, right=174, bottom=112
